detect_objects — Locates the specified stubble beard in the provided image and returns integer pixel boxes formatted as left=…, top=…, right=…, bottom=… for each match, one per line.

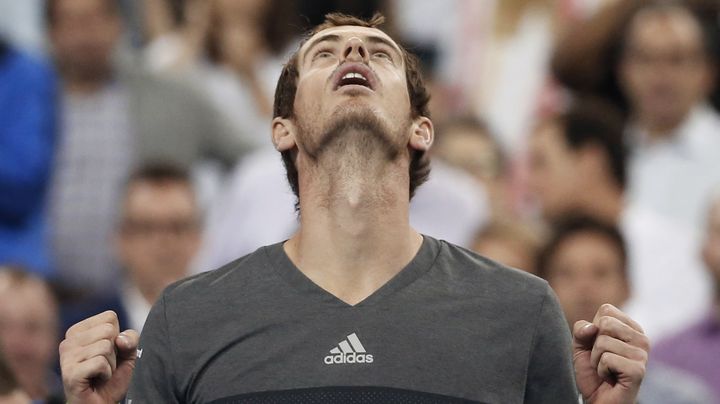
left=296, top=106, right=410, bottom=207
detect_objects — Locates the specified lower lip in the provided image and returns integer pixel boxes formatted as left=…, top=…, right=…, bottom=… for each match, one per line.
left=336, top=84, right=374, bottom=94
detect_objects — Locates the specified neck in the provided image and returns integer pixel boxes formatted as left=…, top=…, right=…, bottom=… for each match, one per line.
left=285, top=148, right=422, bottom=305
left=60, top=65, right=114, bottom=95
left=128, top=275, right=162, bottom=306
left=635, top=111, right=689, bottom=141
left=63, top=77, right=111, bottom=95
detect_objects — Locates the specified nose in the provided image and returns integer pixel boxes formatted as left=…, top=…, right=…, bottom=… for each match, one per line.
left=343, top=37, right=369, bottom=63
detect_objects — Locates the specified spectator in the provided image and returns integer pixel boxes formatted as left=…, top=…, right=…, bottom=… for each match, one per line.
left=553, top=0, right=720, bottom=228
left=471, top=219, right=543, bottom=274
left=652, top=188, right=720, bottom=400
left=144, top=0, right=302, bottom=149
left=537, top=216, right=717, bottom=404
left=433, top=116, right=515, bottom=220
left=45, top=0, right=252, bottom=298
left=392, top=0, right=565, bottom=153
left=62, top=163, right=202, bottom=333
left=527, top=98, right=711, bottom=340
left=0, top=39, right=57, bottom=277
left=0, top=267, right=63, bottom=403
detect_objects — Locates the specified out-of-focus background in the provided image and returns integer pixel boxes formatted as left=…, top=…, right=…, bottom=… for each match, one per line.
left=0, top=0, right=719, bottom=402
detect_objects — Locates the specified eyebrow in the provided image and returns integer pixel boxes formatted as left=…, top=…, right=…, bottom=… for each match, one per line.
left=301, top=32, right=403, bottom=62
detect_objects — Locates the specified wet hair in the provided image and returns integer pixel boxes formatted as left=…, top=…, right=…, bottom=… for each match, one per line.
left=536, top=215, right=628, bottom=281
left=272, top=12, right=431, bottom=205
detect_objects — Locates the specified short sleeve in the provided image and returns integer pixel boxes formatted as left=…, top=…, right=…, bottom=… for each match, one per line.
left=126, top=293, right=181, bottom=403
left=524, top=284, right=580, bottom=404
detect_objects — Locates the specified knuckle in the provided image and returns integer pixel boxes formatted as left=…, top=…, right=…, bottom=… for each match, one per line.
left=101, top=338, right=114, bottom=354
left=599, top=303, right=615, bottom=315
left=102, top=322, right=116, bottom=337
left=599, top=352, right=611, bottom=367
left=598, top=315, right=614, bottom=330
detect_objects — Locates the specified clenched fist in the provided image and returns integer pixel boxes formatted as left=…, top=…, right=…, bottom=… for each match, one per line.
left=574, top=304, right=650, bottom=404
left=59, top=311, right=139, bottom=404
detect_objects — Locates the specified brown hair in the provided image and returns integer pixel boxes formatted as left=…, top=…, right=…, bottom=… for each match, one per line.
left=273, top=12, right=431, bottom=205
left=535, top=215, right=628, bottom=282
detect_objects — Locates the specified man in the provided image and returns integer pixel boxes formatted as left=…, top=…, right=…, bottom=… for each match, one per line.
left=536, top=216, right=717, bottom=403
left=620, top=1, right=720, bottom=229
left=553, top=0, right=720, bottom=229
left=652, top=189, right=720, bottom=399
left=60, top=13, right=648, bottom=403
left=528, top=98, right=711, bottom=340
left=61, top=163, right=203, bottom=333
left=0, top=267, right=63, bottom=402
left=46, top=0, right=252, bottom=298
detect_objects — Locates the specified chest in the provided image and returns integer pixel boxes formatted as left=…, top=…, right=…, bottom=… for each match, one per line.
left=174, top=301, right=534, bottom=404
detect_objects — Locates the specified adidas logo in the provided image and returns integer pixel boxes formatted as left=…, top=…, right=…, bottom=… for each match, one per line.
left=323, top=333, right=374, bottom=365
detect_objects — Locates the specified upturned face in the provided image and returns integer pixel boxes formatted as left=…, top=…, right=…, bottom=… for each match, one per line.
left=272, top=25, right=433, bottom=174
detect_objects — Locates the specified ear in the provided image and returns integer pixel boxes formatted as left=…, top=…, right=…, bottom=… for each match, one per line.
left=408, top=116, right=434, bottom=152
left=272, top=117, right=297, bottom=152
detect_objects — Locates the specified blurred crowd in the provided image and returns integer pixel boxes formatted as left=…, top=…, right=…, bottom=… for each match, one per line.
left=0, top=0, right=719, bottom=402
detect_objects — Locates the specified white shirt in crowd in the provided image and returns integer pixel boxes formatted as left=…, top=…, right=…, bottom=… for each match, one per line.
left=620, top=202, right=713, bottom=342
left=627, top=104, right=720, bottom=230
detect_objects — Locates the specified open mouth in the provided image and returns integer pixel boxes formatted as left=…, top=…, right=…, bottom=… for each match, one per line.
left=339, top=72, right=370, bottom=88
left=333, top=63, right=376, bottom=91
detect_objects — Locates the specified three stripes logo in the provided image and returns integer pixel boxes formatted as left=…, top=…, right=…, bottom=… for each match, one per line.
left=323, top=332, right=374, bottom=365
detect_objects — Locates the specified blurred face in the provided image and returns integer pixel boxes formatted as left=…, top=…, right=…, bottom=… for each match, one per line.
left=49, top=0, right=122, bottom=81
left=619, top=8, right=713, bottom=131
left=528, top=122, right=583, bottom=219
left=435, top=127, right=502, bottom=184
left=546, top=232, right=629, bottom=326
left=0, top=276, right=58, bottom=398
left=116, top=181, right=201, bottom=302
left=702, top=199, right=720, bottom=286
left=290, top=25, right=419, bottom=164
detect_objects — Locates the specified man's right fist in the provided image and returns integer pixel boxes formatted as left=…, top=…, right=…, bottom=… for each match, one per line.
left=59, top=311, right=139, bottom=404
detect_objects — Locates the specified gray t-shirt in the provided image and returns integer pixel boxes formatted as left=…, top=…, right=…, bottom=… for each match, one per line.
left=127, top=236, right=578, bottom=403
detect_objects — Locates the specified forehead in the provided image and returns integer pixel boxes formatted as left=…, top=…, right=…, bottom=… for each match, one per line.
left=300, top=25, right=402, bottom=58
left=627, top=8, right=703, bottom=46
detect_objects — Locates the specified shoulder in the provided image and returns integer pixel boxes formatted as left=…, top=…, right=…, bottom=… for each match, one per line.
left=429, top=237, right=551, bottom=303
left=163, top=244, right=277, bottom=304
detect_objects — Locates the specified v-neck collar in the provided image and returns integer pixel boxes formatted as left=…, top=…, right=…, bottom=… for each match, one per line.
left=264, top=235, right=441, bottom=308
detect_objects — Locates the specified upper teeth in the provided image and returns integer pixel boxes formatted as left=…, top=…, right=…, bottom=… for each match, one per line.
left=342, top=72, right=367, bottom=81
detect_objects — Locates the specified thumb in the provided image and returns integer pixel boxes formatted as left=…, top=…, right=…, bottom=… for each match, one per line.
left=106, top=329, right=140, bottom=401
left=573, top=320, right=599, bottom=351
left=115, top=329, right=140, bottom=358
